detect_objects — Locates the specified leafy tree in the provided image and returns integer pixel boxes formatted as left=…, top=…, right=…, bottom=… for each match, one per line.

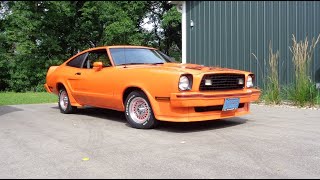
left=0, top=21, right=10, bottom=91
left=162, top=6, right=181, bottom=53
left=0, top=1, right=10, bottom=91
left=144, top=1, right=181, bottom=60
left=0, top=1, right=182, bottom=92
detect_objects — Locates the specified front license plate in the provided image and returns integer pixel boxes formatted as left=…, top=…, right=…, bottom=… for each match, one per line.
left=222, top=98, right=240, bottom=111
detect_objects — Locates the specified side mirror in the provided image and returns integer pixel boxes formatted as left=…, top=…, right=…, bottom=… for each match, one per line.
left=93, top=62, right=103, bottom=71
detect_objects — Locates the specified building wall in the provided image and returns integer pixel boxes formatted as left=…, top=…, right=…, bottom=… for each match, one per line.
left=186, top=1, right=320, bottom=89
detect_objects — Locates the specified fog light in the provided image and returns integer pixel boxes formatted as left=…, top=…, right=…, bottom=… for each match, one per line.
left=205, top=79, right=212, bottom=86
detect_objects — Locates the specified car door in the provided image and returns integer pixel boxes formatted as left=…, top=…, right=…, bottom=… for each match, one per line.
left=74, top=48, right=116, bottom=108
left=64, top=52, right=88, bottom=104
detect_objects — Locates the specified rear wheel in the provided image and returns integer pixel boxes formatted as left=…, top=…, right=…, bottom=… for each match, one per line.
left=125, top=91, right=158, bottom=129
left=58, top=88, right=77, bottom=114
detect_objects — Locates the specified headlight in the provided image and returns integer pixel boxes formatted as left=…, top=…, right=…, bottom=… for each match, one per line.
left=179, top=75, right=192, bottom=91
left=246, top=75, right=254, bottom=88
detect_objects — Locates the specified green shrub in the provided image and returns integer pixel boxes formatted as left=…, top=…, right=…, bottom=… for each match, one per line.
left=317, top=91, right=320, bottom=105
left=285, top=80, right=318, bottom=107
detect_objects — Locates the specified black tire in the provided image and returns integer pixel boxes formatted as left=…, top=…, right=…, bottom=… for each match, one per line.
left=125, top=91, right=158, bottom=129
left=58, top=88, right=77, bottom=114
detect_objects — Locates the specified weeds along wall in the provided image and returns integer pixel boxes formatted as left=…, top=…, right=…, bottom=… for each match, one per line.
left=186, top=1, right=320, bottom=89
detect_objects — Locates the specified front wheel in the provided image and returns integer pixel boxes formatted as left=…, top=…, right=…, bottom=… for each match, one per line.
left=125, top=91, right=158, bottom=129
left=58, top=88, right=77, bottom=114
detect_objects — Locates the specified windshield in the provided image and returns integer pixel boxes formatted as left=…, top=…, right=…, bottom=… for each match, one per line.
left=109, top=48, right=173, bottom=66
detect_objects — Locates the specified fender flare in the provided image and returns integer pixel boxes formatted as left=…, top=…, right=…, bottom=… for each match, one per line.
left=122, top=85, right=160, bottom=116
left=56, top=80, right=82, bottom=107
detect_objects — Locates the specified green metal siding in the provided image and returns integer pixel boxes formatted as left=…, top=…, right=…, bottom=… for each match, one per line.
left=186, top=1, right=320, bottom=89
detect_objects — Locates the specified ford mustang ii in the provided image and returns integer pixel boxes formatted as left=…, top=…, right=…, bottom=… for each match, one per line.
left=44, top=46, right=261, bottom=129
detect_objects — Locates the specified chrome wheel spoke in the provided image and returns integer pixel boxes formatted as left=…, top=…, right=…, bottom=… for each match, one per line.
left=59, top=91, right=68, bottom=111
left=129, top=97, right=150, bottom=124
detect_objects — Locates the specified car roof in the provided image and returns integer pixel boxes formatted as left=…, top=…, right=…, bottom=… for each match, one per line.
left=85, top=45, right=157, bottom=52
left=64, top=45, right=158, bottom=65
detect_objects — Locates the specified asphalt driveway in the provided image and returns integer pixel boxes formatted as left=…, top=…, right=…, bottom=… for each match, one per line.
left=0, top=103, right=319, bottom=178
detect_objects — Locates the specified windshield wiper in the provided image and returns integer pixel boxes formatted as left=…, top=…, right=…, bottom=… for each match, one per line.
left=118, top=63, right=147, bottom=65
left=119, top=62, right=164, bottom=66
left=151, top=62, right=164, bottom=65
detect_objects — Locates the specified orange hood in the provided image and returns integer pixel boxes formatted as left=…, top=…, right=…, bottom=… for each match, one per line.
left=119, top=63, right=250, bottom=75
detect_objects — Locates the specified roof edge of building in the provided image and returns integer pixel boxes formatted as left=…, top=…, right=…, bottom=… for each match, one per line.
left=168, top=1, right=184, bottom=5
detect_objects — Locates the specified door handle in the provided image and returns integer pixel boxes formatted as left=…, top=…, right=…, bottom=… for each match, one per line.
left=75, top=72, right=81, bottom=75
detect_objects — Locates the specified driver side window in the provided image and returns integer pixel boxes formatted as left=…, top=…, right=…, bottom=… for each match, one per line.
left=82, top=49, right=111, bottom=69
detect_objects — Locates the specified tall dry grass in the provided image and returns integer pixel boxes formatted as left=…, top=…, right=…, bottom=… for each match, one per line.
left=287, top=34, right=320, bottom=107
left=250, top=53, right=264, bottom=103
left=264, top=41, right=281, bottom=104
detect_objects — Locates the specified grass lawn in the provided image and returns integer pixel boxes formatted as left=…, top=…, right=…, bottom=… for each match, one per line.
left=0, top=92, right=57, bottom=106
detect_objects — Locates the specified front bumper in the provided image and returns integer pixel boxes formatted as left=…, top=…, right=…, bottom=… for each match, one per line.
left=170, top=88, right=260, bottom=107
left=154, top=88, right=261, bottom=122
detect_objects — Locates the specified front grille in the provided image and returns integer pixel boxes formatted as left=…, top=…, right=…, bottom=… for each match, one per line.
left=199, top=73, right=245, bottom=91
left=195, top=103, right=245, bottom=112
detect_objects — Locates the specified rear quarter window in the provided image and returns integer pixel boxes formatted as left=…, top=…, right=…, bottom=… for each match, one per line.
left=66, top=53, right=87, bottom=68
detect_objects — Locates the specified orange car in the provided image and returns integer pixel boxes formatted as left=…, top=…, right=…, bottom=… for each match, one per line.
left=44, top=45, right=261, bottom=129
